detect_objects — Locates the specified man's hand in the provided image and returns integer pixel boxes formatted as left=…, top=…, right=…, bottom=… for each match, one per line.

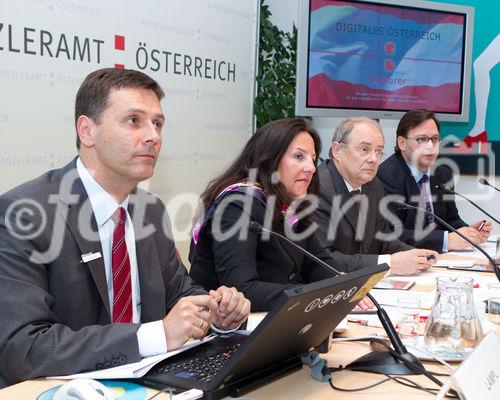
left=211, top=286, right=251, bottom=330
left=162, top=294, right=218, bottom=351
left=471, top=220, right=492, bottom=242
left=390, top=249, right=438, bottom=275
left=353, top=296, right=375, bottom=312
left=448, top=227, right=485, bottom=250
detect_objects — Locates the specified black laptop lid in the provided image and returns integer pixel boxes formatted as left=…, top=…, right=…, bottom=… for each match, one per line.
left=218, top=263, right=388, bottom=384
left=138, top=263, right=387, bottom=397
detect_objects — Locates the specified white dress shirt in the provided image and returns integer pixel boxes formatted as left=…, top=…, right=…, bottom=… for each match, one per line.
left=77, top=158, right=167, bottom=356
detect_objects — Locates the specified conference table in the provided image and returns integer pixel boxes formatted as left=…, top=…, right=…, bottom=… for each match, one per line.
left=1, top=247, right=499, bottom=399
left=0, top=324, right=456, bottom=399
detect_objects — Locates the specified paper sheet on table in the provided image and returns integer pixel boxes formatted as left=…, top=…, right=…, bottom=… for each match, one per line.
left=446, top=242, right=496, bottom=259
left=487, top=234, right=499, bottom=243
left=434, top=259, right=478, bottom=268
left=347, top=291, right=432, bottom=328
left=369, top=289, right=435, bottom=309
left=47, top=336, right=216, bottom=380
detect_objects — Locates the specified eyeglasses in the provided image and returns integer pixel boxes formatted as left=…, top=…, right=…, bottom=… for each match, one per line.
left=406, top=135, right=441, bottom=145
left=340, top=142, right=384, bottom=159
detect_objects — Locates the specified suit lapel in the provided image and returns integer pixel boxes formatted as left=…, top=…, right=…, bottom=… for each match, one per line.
left=395, top=154, right=421, bottom=205
left=429, top=174, right=445, bottom=218
left=360, top=181, right=379, bottom=254
left=326, top=161, right=359, bottom=232
left=325, top=161, right=362, bottom=254
left=135, top=229, right=164, bottom=322
left=343, top=195, right=360, bottom=233
left=129, top=192, right=166, bottom=322
left=57, top=161, right=111, bottom=321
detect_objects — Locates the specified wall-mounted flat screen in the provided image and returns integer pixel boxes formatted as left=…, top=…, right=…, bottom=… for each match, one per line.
left=296, top=0, right=474, bottom=121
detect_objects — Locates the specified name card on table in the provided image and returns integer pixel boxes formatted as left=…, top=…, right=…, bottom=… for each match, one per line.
left=452, top=332, right=500, bottom=399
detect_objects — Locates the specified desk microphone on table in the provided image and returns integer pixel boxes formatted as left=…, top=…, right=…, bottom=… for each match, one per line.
left=479, top=177, right=500, bottom=193
left=395, top=201, right=500, bottom=282
left=435, top=184, right=500, bottom=225
left=248, top=221, right=424, bottom=376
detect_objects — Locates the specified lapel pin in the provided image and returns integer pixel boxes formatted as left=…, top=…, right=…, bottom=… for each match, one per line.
left=81, top=252, right=102, bottom=264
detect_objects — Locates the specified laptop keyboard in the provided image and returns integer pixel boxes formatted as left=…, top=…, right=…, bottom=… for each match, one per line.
left=154, top=340, right=242, bottom=382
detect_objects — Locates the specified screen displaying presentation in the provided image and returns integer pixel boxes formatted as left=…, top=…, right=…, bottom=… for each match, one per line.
left=298, top=0, right=473, bottom=120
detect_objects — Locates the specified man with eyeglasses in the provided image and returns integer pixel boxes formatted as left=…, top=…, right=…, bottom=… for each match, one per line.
left=378, top=109, right=491, bottom=252
left=314, top=117, right=438, bottom=276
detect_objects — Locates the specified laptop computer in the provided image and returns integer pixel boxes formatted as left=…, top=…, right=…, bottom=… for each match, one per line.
left=135, top=264, right=388, bottom=399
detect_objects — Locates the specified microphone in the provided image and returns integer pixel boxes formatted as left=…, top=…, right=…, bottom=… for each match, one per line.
left=249, top=221, right=343, bottom=274
left=395, top=201, right=500, bottom=282
left=249, top=220, right=424, bottom=375
left=435, top=184, right=500, bottom=225
left=479, top=177, right=500, bottom=193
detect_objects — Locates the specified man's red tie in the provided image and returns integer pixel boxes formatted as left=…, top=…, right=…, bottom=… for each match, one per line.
left=111, top=207, right=133, bottom=323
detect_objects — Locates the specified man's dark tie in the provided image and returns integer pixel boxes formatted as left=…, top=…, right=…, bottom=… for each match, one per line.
left=348, top=189, right=363, bottom=252
left=349, top=189, right=362, bottom=220
left=111, top=207, right=133, bottom=323
left=418, top=175, right=435, bottom=227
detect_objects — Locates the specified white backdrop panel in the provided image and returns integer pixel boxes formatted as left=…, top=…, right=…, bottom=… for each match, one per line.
left=0, top=0, right=258, bottom=257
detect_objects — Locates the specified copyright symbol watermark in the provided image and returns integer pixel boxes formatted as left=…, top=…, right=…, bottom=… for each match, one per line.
left=5, top=198, right=47, bottom=240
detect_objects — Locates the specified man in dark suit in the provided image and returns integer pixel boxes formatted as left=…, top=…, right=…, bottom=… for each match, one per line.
left=377, top=109, right=491, bottom=252
left=315, top=117, right=437, bottom=275
left=0, top=68, right=250, bottom=387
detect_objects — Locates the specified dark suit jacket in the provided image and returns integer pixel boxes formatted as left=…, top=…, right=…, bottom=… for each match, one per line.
left=188, top=191, right=375, bottom=311
left=315, top=160, right=412, bottom=257
left=0, top=159, right=204, bottom=386
left=377, top=153, right=468, bottom=251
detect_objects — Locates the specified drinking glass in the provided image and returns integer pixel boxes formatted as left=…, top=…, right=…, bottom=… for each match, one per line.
left=398, top=296, right=420, bottom=345
left=487, top=282, right=500, bottom=325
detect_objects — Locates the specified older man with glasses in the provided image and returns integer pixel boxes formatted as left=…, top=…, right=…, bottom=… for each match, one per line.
left=377, top=109, right=491, bottom=252
left=314, top=117, right=437, bottom=276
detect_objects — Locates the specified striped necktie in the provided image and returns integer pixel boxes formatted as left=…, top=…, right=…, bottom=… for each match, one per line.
left=111, top=207, right=133, bottom=323
left=418, top=175, right=435, bottom=227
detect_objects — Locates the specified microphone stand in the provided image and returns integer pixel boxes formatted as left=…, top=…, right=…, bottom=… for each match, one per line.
left=436, top=184, right=500, bottom=225
left=479, top=177, right=500, bottom=193
left=397, top=202, right=500, bottom=282
left=249, top=221, right=424, bottom=375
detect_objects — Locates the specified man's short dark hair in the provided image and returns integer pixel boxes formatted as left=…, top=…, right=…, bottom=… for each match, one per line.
left=395, top=109, right=440, bottom=153
left=74, top=68, right=165, bottom=149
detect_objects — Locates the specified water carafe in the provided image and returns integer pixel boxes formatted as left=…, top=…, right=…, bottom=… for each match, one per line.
left=424, top=276, right=483, bottom=359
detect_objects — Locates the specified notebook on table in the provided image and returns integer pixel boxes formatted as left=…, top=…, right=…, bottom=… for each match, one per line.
left=135, top=263, right=388, bottom=399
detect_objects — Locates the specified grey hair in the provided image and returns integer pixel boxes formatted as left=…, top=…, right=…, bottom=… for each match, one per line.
left=329, top=117, right=382, bottom=158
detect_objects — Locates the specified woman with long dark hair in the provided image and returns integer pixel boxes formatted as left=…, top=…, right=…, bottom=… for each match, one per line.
left=189, top=118, right=371, bottom=311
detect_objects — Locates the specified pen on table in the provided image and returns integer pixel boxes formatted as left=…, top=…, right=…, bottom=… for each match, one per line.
left=353, top=315, right=428, bottom=328
left=477, top=220, right=486, bottom=232
left=351, top=319, right=381, bottom=328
